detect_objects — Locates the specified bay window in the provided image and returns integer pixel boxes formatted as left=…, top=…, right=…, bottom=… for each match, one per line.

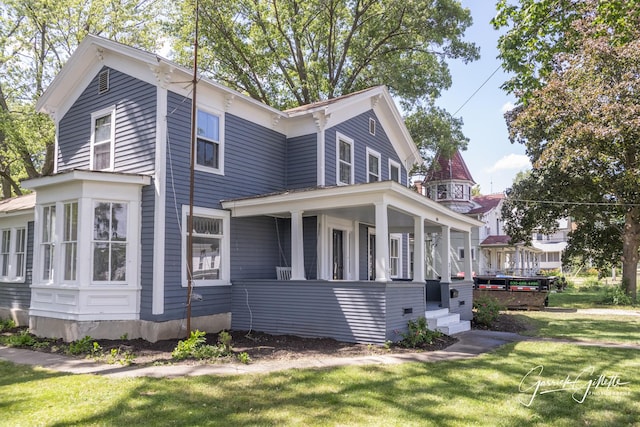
left=93, top=202, right=128, bottom=282
left=63, top=202, right=78, bottom=281
left=41, top=205, right=56, bottom=281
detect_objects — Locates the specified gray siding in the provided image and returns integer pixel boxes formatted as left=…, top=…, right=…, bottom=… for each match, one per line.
left=139, top=184, right=156, bottom=320
left=0, top=222, right=33, bottom=322
left=448, top=282, right=473, bottom=321
left=231, top=280, right=425, bottom=344
left=58, top=67, right=157, bottom=173
left=385, top=283, right=426, bottom=341
left=286, top=134, right=317, bottom=188
left=359, top=223, right=370, bottom=280
left=159, top=92, right=288, bottom=321
left=325, top=110, right=407, bottom=186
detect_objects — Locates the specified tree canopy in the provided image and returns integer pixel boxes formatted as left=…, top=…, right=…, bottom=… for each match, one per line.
left=0, top=0, right=164, bottom=197
left=170, top=0, right=479, bottom=169
left=496, top=1, right=640, bottom=300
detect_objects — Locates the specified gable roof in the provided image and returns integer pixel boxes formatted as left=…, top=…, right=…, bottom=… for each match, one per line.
left=424, top=150, right=475, bottom=184
left=0, top=193, right=35, bottom=215
left=467, top=193, right=504, bottom=215
left=37, top=35, right=422, bottom=169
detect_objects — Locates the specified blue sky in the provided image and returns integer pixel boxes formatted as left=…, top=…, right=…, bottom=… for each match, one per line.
left=435, top=0, right=531, bottom=194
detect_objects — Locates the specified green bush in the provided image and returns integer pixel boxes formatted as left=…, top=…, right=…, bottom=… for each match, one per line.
left=0, top=318, right=16, bottom=332
left=397, top=317, right=442, bottom=348
left=172, top=329, right=233, bottom=361
left=600, top=285, right=633, bottom=306
left=5, top=330, right=36, bottom=347
left=66, top=336, right=99, bottom=356
left=473, top=295, right=504, bottom=327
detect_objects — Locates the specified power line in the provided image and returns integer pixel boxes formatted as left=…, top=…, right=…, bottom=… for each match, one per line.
left=453, top=64, right=502, bottom=116
left=510, top=198, right=640, bottom=207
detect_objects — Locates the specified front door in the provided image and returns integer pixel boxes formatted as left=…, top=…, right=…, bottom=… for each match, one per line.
left=332, top=229, right=344, bottom=280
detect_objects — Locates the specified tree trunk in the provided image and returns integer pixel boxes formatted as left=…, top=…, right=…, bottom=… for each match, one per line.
left=621, top=208, right=640, bottom=303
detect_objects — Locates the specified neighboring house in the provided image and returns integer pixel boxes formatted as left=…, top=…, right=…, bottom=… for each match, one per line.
left=419, top=150, right=547, bottom=277
left=0, top=35, right=482, bottom=343
left=531, top=218, right=570, bottom=272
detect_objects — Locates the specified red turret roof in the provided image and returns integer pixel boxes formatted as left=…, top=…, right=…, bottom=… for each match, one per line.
left=424, top=150, right=476, bottom=184
left=467, top=193, right=504, bottom=215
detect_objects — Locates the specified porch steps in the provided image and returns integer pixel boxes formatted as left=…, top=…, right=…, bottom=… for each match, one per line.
left=425, top=308, right=471, bottom=335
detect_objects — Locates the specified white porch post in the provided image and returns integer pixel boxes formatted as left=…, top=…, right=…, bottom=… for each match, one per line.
left=374, top=201, right=389, bottom=282
left=290, top=210, right=306, bottom=280
left=440, top=225, right=451, bottom=281
left=413, top=216, right=425, bottom=283
left=463, top=231, right=473, bottom=280
left=515, top=247, right=520, bottom=275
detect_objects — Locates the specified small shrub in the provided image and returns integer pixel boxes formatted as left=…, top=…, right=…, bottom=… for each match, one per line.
left=601, top=285, right=633, bottom=306
left=0, top=318, right=16, bottom=332
left=397, top=317, right=442, bottom=348
left=106, top=347, right=136, bottom=366
left=5, top=330, right=36, bottom=347
left=237, top=352, right=251, bottom=364
left=172, top=330, right=233, bottom=361
left=473, top=295, right=504, bottom=327
left=66, top=336, right=97, bottom=355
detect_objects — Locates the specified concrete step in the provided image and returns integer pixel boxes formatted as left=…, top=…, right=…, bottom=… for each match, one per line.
left=425, top=308, right=471, bottom=335
left=436, top=320, right=471, bottom=335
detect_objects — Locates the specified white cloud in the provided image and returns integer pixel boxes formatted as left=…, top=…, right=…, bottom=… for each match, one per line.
left=501, top=101, right=515, bottom=114
left=488, top=153, right=531, bottom=173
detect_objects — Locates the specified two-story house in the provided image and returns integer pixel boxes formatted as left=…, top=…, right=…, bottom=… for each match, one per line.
left=0, top=35, right=482, bottom=344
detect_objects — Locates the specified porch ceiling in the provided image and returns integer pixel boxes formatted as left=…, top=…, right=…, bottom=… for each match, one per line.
left=221, top=181, right=483, bottom=232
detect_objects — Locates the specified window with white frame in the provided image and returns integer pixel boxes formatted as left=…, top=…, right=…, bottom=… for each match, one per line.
left=63, top=202, right=78, bottom=281
left=196, top=109, right=223, bottom=173
left=337, top=134, right=354, bottom=185
left=0, top=227, right=26, bottom=281
left=369, top=118, right=376, bottom=135
left=366, top=148, right=380, bottom=182
left=458, top=247, right=476, bottom=261
left=90, top=106, right=116, bottom=171
left=92, top=202, right=128, bottom=282
left=437, top=184, right=448, bottom=200
left=454, top=184, right=464, bottom=199
left=389, top=235, right=401, bottom=277
left=1, top=230, right=10, bottom=278
left=182, top=206, right=229, bottom=286
left=389, top=159, right=401, bottom=183
left=41, top=205, right=56, bottom=281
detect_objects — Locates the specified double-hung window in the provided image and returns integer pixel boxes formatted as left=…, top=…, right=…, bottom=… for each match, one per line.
left=1, top=230, right=11, bottom=278
left=196, top=109, right=223, bottom=173
left=0, top=227, right=26, bottom=281
left=337, top=133, right=354, bottom=185
left=182, top=206, right=229, bottom=286
left=367, top=148, right=381, bottom=182
left=63, top=202, right=78, bottom=281
left=41, top=205, right=56, bottom=282
left=93, top=202, right=128, bottom=282
left=90, top=106, right=116, bottom=171
left=390, top=235, right=401, bottom=277
left=389, top=159, right=401, bottom=183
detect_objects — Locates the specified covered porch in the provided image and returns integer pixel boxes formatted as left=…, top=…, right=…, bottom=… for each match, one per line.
left=222, top=181, right=483, bottom=343
left=479, top=237, right=542, bottom=276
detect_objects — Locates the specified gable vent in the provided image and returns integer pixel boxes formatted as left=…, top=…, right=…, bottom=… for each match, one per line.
left=98, top=69, right=110, bottom=94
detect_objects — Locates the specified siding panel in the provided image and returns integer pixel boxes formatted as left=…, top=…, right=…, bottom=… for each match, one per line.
left=58, top=67, right=157, bottom=174
left=286, top=134, right=317, bottom=188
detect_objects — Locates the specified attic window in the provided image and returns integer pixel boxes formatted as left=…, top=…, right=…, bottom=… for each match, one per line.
left=369, top=118, right=376, bottom=135
left=98, top=69, right=110, bottom=94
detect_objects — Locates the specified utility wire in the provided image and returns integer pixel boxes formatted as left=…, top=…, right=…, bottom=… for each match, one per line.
left=453, top=64, right=502, bottom=116
left=511, top=198, right=640, bottom=207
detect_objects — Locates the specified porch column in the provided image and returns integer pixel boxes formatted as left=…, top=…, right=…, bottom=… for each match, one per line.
left=374, top=201, right=389, bottom=282
left=515, top=247, right=520, bottom=275
left=463, top=231, right=473, bottom=280
left=440, top=225, right=451, bottom=281
left=413, top=216, right=425, bottom=283
left=290, top=210, right=306, bottom=280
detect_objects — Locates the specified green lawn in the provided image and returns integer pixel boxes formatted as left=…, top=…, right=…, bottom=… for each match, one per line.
left=1, top=341, right=638, bottom=426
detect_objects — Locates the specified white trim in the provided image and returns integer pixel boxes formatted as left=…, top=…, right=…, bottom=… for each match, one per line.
left=193, top=106, right=225, bottom=175
left=366, top=147, right=381, bottom=182
left=388, top=158, right=401, bottom=183
left=336, top=132, right=354, bottom=185
left=320, top=215, right=355, bottom=280
left=152, top=86, right=167, bottom=314
left=0, top=225, right=27, bottom=282
left=89, top=105, right=116, bottom=171
left=181, top=205, right=230, bottom=287
left=389, top=233, right=403, bottom=278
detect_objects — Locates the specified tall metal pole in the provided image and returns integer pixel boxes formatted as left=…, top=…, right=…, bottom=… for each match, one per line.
left=186, top=0, right=199, bottom=336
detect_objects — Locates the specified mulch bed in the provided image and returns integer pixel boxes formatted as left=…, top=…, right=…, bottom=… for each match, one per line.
left=2, top=312, right=530, bottom=366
